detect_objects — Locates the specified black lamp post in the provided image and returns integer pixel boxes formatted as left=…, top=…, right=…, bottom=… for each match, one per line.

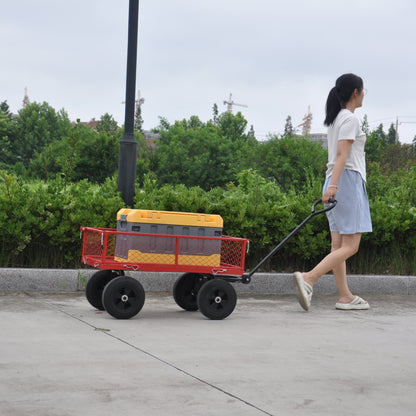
left=118, top=0, right=139, bottom=207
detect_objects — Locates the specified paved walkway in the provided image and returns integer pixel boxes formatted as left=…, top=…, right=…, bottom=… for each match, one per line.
left=1, top=291, right=415, bottom=416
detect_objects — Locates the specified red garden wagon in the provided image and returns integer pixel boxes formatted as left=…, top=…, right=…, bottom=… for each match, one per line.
left=81, top=199, right=335, bottom=320
left=81, top=226, right=249, bottom=320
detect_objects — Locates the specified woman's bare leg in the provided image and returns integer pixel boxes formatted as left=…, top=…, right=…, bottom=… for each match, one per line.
left=329, top=232, right=355, bottom=303
left=302, top=233, right=362, bottom=302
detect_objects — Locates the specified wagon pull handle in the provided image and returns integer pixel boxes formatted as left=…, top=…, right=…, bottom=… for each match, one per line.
left=311, top=197, right=337, bottom=216
left=241, top=198, right=337, bottom=283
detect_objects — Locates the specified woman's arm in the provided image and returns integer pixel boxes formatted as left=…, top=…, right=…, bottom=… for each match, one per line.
left=322, top=139, right=353, bottom=203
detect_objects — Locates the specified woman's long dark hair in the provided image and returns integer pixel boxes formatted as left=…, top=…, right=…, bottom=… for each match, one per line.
left=324, top=73, right=364, bottom=126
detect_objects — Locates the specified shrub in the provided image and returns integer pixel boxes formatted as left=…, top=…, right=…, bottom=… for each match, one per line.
left=0, top=172, right=123, bottom=268
left=0, top=168, right=415, bottom=274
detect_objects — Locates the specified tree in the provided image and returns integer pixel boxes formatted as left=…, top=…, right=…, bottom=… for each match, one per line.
left=283, top=115, right=295, bottom=137
left=365, top=131, right=383, bottom=162
left=216, top=111, right=248, bottom=141
left=365, top=124, right=385, bottom=162
left=216, top=111, right=258, bottom=172
left=255, top=135, right=327, bottom=192
left=249, top=125, right=255, bottom=138
left=152, top=113, right=257, bottom=190
left=375, top=124, right=386, bottom=144
left=14, top=102, right=71, bottom=166
left=0, top=109, right=16, bottom=167
left=74, top=130, right=119, bottom=182
left=134, top=105, right=144, bottom=133
left=386, top=123, right=397, bottom=145
left=153, top=117, right=227, bottom=189
left=212, top=103, right=219, bottom=125
left=29, top=122, right=119, bottom=182
left=28, top=120, right=88, bottom=180
left=0, top=101, right=12, bottom=118
left=96, top=113, right=119, bottom=137
left=361, top=114, right=370, bottom=134
left=381, top=142, right=415, bottom=172
left=28, top=140, right=66, bottom=180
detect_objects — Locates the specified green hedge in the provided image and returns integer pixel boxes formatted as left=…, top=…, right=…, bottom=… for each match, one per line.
left=1, top=168, right=415, bottom=274
left=0, top=173, right=123, bottom=268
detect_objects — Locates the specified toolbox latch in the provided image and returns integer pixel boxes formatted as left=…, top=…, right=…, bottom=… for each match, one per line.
left=119, top=214, right=128, bottom=229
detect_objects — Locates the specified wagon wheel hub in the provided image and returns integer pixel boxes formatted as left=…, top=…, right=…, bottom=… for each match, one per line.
left=214, top=296, right=222, bottom=304
left=121, top=294, right=129, bottom=303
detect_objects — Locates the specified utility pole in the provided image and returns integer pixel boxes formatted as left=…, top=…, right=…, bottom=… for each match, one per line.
left=118, top=0, right=139, bottom=207
left=395, top=116, right=399, bottom=143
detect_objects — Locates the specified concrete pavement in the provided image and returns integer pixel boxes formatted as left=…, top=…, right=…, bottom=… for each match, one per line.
left=1, top=291, right=416, bottom=416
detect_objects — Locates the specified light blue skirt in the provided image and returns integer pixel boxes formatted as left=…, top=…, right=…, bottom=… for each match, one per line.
left=323, top=169, right=372, bottom=235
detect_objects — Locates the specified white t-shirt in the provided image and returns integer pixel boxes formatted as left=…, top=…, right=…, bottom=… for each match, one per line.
left=325, top=109, right=367, bottom=182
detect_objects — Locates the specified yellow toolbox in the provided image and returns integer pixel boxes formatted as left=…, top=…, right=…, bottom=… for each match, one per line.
left=114, top=209, right=223, bottom=266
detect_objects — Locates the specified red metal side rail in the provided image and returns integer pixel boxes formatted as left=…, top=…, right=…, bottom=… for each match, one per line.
left=80, top=227, right=249, bottom=276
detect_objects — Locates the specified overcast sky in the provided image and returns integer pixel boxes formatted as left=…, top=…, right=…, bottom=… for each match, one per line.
left=2, top=0, right=416, bottom=143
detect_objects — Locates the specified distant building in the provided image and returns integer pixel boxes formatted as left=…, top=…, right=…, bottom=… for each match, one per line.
left=308, top=133, right=328, bottom=149
left=81, top=118, right=99, bottom=129
left=143, top=130, right=160, bottom=150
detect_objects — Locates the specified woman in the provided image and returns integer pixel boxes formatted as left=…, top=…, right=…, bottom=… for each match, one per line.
left=293, top=73, right=372, bottom=311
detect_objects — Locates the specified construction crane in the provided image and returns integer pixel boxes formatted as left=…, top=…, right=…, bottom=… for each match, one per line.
left=223, top=93, right=248, bottom=113
left=121, top=90, right=144, bottom=111
left=22, top=87, right=30, bottom=108
left=298, top=105, right=312, bottom=135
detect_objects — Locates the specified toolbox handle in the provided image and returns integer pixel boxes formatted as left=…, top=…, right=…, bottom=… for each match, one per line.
left=241, top=198, right=337, bottom=283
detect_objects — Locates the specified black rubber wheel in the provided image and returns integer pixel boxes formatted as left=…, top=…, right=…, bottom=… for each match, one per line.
left=102, top=276, right=145, bottom=319
left=173, top=273, right=207, bottom=311
left=85, top=270, right=122, bottom=310
left=197, top=279, right=237, bottom=320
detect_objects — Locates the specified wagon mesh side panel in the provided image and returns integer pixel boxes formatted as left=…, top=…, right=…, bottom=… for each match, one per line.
left=84, top=229, right=102, bottom=258
left=115, top=233, right=177, bottom=265
left=220, top=238, right=245, bottom=268
left=177, top=237, right=221, bottom=266
left=82, top=229, right=116, bottom=264
left=82, top=227, right=247, bottom=272
left=106, top=233, right=116, bottom=258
